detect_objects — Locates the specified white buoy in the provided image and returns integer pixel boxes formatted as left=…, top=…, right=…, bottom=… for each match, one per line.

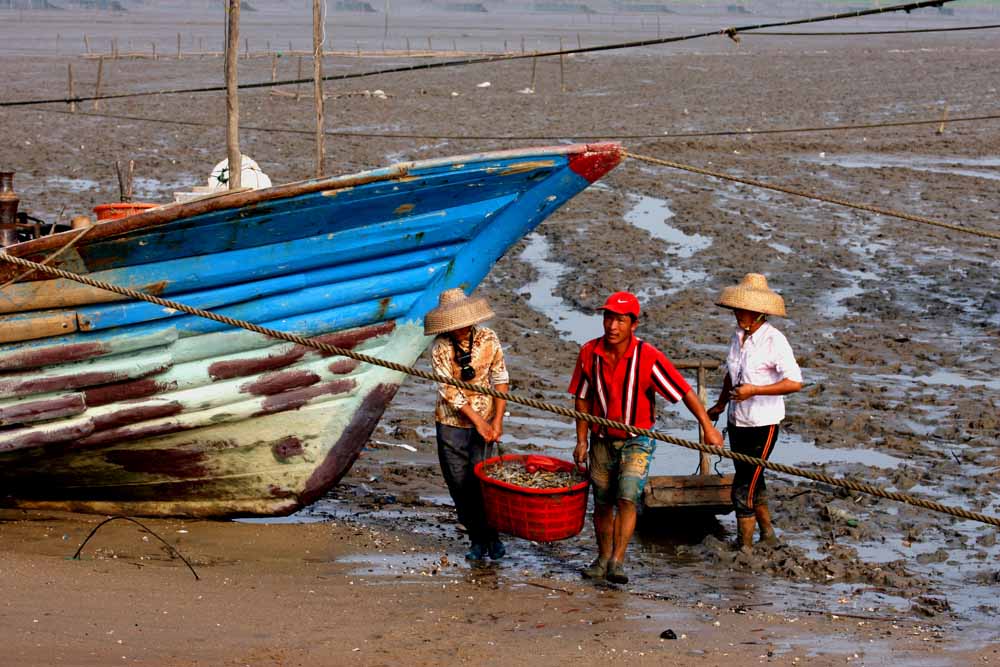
left=208, top=156, right=272, bottom=191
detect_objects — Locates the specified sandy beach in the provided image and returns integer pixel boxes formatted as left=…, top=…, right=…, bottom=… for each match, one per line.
left=1, top=1, right=999, bottom=664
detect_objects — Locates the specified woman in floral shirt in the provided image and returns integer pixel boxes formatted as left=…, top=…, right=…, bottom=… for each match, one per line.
left=425, top=288, right=509, bottom=561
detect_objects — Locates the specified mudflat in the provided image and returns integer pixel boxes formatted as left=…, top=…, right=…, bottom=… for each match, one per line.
left=1, top=3, right=998, bottom=665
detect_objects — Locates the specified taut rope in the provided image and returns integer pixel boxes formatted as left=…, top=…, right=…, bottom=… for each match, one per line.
left=0, top=252, right=996, bottom=529
left=627, top=152, right=1000, bottom=242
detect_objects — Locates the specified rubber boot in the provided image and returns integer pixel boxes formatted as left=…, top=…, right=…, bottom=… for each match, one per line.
left=754, top=503, right=780, bottom=546
left=736, top=517, right=756, bottom=553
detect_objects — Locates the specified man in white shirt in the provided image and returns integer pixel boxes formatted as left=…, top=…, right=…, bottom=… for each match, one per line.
left=708, top=274, right=803, bottom=552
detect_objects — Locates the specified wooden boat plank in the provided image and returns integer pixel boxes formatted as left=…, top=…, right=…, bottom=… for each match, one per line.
left=0, top=350, right=173, bottom=399
left=644, top=474, right=735, bottom=510
left=75, top=245, right=454, bottom=331
left=0, top=392, right=86, bottom=426
left=0, top=194, right=488, bottom=315
left=59, top=167, right=532, bottom=273
left=0, top=328, right=178, bottom=372
left=0, top=310, right=79, bottom=344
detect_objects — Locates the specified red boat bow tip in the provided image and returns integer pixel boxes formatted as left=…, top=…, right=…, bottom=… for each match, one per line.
left=569, top=143, right=625, bottom=183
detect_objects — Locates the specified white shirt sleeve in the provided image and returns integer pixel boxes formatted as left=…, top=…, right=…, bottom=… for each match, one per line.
left=771, top=332, right=803, bottom=383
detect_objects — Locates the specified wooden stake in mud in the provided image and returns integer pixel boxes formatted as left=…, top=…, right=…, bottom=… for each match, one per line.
left=936, top=106, right=949, bottom=135
left=696, top=363, right=711, bottom=475
left=114, top=160, right=135, bottom=203
left=177, top=32, right=182, bottom=59
left=244, top=37, right=249, bottom=59
left=577, top=32, right=581, bottom=49
left=112, top=37, right=119, bottom=59
left=384, top=0, right=389, bottom=38
left=559, top=38, right=566, bottom=93
left=93, top=56, right=104, bottom=111
left=530, top=55, right=537, bottom=91
left=296, top=55, right=304, bottom=101
left=152, top=41, right=157, bottom=60
left=406, top=37, right=410, bottom=55
left=520, top=35, right=525, bottom=55
left=271, top=54, right=277, bottom=82
left=312, top=0, right=325, bottom=178
left=225, top=0, right=242, bottom=190
left=67, top=63, right=76, bottom=112
left=83, top=33, right=91, bottom=55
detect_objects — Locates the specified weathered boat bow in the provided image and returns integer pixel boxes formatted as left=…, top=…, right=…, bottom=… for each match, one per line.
left=0, top=143, right=623, bottom=518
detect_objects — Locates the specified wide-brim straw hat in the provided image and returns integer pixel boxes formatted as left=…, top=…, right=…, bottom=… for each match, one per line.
left=715, top=273, right=787, bottom=317
left=424, top=288, right=496, bottom=335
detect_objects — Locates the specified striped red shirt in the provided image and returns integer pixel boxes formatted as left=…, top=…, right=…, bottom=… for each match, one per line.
left=568, top=335, right=692, bottom=439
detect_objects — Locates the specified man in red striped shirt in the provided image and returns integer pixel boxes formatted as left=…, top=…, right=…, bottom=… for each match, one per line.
left=569, top=291, right=723, bottom=584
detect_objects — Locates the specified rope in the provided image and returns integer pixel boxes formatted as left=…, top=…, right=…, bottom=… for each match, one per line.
left=0, top=0, right=957, bottom=109
left=0, top=225, right=93, bottom=292
left=34, top=107, right=1000, bottom=142
left=626, top=151, right=1000, bottom=242
left=745, top=23, right=1000, bottom=36
left=0, top=252, right=996, bottom=529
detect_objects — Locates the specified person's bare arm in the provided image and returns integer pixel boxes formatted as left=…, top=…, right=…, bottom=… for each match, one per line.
left=682, top=389, right=724, bottom=447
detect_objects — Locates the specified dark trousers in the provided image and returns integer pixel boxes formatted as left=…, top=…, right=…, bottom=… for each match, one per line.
left=436, top=423, right=498, bottom=546
left=729, top=423, right=780, bottom=519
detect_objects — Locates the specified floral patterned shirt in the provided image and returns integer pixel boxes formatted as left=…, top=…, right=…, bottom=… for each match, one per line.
left=431, top=326, right=509, bottom=428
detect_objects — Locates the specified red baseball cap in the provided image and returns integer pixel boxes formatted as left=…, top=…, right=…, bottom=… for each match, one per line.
left=598, top=291, right=641, bottom=318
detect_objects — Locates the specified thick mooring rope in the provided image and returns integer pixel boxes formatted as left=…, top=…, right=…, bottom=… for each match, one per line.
left=0, top=252, right=996, bottom=529
left=627, top=152, right=1000, bottom=242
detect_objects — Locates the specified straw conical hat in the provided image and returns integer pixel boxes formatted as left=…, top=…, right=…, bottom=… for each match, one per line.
left=716, top=273, right=787, bottom=317
left=424, top=288, right=496, bottom=335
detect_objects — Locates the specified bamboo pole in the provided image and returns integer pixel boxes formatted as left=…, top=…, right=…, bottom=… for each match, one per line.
left=67, top=63, right=76, bottom=112
left=312, top=0, right=325, bottom=179
left=93, top=56, right=104, bottom=111
left=225, top=0, right=242, bottom=190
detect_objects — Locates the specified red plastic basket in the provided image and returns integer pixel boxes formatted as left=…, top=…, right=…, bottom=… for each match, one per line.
left=474, top=454, right=589, bottom=543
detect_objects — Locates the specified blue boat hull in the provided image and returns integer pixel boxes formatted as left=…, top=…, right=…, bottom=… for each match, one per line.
left=0, top=143, right=623, bottom=517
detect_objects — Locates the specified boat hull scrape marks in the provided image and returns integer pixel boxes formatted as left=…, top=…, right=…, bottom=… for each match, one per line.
left=0, top=143, right=623, bottom=517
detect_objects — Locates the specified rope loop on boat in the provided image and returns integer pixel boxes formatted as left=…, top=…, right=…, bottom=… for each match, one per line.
left=0, top=252, right=997, bottom=529
left=625, top=152, right=1000, bottom=242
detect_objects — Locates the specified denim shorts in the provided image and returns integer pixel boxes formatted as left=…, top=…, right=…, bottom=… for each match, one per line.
left=588, top=434, right=656, bottom=506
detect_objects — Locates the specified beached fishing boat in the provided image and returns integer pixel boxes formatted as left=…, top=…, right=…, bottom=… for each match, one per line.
left=0, top=143, right=623, bottom=518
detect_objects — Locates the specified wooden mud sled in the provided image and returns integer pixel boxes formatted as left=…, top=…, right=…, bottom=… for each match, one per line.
left=643, top=360, right=734, bottom=515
